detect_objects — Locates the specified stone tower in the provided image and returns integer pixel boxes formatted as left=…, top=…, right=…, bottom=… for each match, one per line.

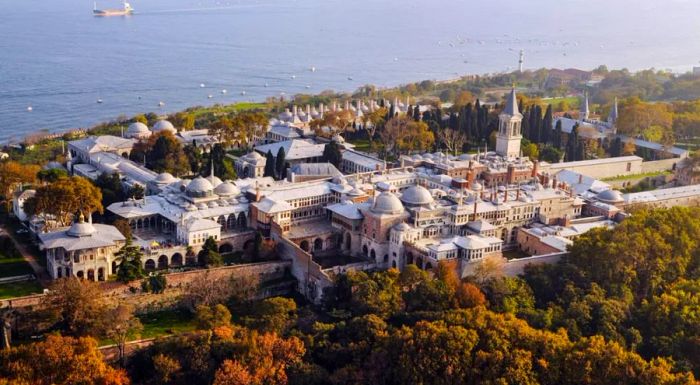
left=496, top=87, right=523, bottom=159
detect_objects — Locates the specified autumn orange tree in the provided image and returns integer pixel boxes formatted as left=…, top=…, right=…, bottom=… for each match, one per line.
left=0, top=161, right=39, bottom=209
left=0, top=334, right=129, bottom=385
left=24, top=175, right=103, bottom=228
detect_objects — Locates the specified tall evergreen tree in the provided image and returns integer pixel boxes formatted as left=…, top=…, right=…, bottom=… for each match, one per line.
left=322, top=141, right=343, bottom=168
left=553, top=119, right=563, bottom=149
left=566, top=124, right=580, bottom=161
left=541, top=104, right=553, bottom=144
left=264, top=150, right=275, bottom=178
left=275, top=147, right=286, bottom=180
left=115, top=239, right=145, bottom=283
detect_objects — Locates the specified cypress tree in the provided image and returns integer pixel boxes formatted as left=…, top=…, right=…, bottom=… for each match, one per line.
left=264, top=150, right=275, bottom=178
left=413, top=105, right=421, bottom=121
left=542, top=104, right=553, bottom=144
left=275, top=147, right=286, bottom=180
left=566, top=124, right=579, bottom=161
left=554, top=119, right=563, bottom=149
left=521, top=106, right=531, bottom=140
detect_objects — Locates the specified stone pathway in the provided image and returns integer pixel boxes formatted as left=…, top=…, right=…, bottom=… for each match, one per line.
left=0, top=227, right=50, bottom=287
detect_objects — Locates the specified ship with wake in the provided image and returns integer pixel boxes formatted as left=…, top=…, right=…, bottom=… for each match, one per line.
left=93, top=1, right=134, bottom=16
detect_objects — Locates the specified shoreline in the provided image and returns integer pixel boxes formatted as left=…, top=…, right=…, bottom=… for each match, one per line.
left=5, top=64, right=698, bottom=148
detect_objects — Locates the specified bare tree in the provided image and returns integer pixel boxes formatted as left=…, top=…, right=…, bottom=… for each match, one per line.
left=106, top=304, right=143, bottom=367
left=438, top=128, right=466, bottom=155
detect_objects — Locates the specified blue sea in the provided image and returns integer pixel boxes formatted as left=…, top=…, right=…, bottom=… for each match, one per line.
left=1, top=0, right=699, bottom=142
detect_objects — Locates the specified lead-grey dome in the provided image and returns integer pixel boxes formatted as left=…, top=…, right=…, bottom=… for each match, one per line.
left=215, top=181, right=240, bottom=197
left=400, top=185, right=434, bottom=206
left=152, top=120, right=177, bottom=134
left=371, top=192, right=404, bottom=215
left=155, top=172, right=176, bottom=184
left=186, top=176, right=214, bottom=193
left=67, top=221, right=96, bottom=237
left=126, top=122, right=150, bottom=138
left=597, top=189, right=624, bottom=203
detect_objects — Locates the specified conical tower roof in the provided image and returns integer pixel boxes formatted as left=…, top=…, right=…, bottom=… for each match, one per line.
left=503, top=87, right=521, bottom=117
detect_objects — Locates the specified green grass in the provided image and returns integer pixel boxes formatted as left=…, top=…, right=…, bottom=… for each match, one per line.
left=348, top=139, right=372, bottom=153
left=138, top=309, right=196, bottom=340
left=186, top=102, right=269, bottom=118
left=601, top=170, right=671, bottom=182
left=0, top=254, right=33, bottom=278
left=503, top=249, right=529, bottom=260
left=0, top=280, right=43, bottom=299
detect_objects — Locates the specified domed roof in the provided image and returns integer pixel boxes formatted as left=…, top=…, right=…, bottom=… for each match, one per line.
left=196, top=203, right=208, bottom=210
left=205, top=174, right=223, bottom=188
left=67, top=221, right=96, bottom=237
left=597, top=189, right=624, bottom=203
left=245, top=152, right=265, bottom=161
left=279, top=109, right=293, bottom=120
left=394, top=223, right=411, bottom=231
left=400, top=185, right=434, bottom=205
left=186, top=176, right=214, bottom=193
left=127, top=122, right=150, bottom=135
left=215, top=181, right=240, bottom=197
left=371, top=192, right=404, bottom=215
left=155, top=172, right=176, bottom=183
left=152, top=120, right=177, bottom=134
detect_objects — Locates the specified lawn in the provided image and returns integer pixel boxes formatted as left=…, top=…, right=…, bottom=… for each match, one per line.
left=348, top=139, right=372, bottom=153
left=137, top=309, right=196, bottom=340
left=0, top=280, right=43, bottom=299
left=503, top=249, right=529, bottom=260
left=601, top=170, right=671, bottom=182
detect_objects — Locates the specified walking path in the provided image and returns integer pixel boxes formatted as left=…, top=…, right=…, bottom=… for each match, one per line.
left=0, top=226, right=50, bottom=287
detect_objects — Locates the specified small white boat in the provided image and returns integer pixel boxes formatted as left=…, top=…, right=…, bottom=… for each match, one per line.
left=264, top=83, right=269, bottom=87
left=27, top=106, right=33, bottom=111
left=158, top=101, right=165, bottom=107
left=221, top=89, right=227, bottom=94
left=240, top=91, right=246, bottom=95
left=97, top=99, right=103, bottom=104
left=305, top=85, right=311, bottom=89
left=291, top=75, right=296, bottom=79
left=347, top=76, right=353, bottom=81
left=310, top=66, right=316, bottom=72
left=200, top=83, right=205, bottom=88
left=208, top=94, right=213, bottom=99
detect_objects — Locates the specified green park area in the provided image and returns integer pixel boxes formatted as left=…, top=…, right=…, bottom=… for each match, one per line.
left=0, top=280, right=43, bottom=299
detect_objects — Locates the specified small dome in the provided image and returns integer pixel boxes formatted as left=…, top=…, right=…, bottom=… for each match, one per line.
left=348, top=187, right=363, bottom=196
left=67, top=221, right=96, bottom=237
left=597, top=189, right=624, bottom=203
left=152, top=120, right=177, bottom=134
left=215, top=181, right=240, bottom=197
left=196, top=203, right=208, bottom=210
left=208, top=201, right=219, bottom=208
left=279, top=109, right=293, bottom=121
left=155, top=172, right=176, bottom=183
left=205, top=174, right=223, bottom=188
left=186, top=176, right=214, bottom=193
left=400, top=185, right=434, bottom=205
left=126, top=122, right=150, bottom=138
left=371, top=192, right=404, bottom=215
left=471, top=181, right=483, bottom=191
left=394, top=223, right=411, bottom=231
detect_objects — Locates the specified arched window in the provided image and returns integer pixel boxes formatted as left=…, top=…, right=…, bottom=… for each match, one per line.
left=145, top=259, right=156, bottom=271
left=300, top=240, right=310, bottom=252
left=171, top=253, right=183, bottom=267
left=314, top=238, right=323, bottom=251
left=362, top=245, right=368, bottom=257
left=158, top=255, right=169, bottom=269
left=370, top=249, right=376, bottom=261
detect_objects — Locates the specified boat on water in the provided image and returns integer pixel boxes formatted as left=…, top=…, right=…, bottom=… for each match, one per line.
left=93, top=1, right=133, bottom=16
